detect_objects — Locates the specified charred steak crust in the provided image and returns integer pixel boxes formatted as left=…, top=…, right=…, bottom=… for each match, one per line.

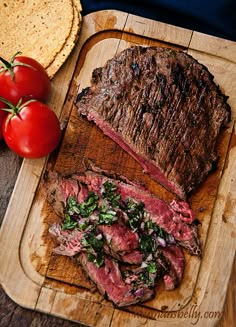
left=75, top=46, right=231, bottom=199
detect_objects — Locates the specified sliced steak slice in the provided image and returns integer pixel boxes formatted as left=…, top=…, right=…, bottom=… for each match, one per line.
left=160, top=245, right=185, bottom=290
left=45, top=171, right=89, bottom=217
left=49, top=223, right=84, bottom=256
left=97, top=222, right=143, bottom=264
left=75, top=46, right=231, bottom=199
left=78, top=253, right=154, bottom=307
left=46, top=172, right=80, bottom=217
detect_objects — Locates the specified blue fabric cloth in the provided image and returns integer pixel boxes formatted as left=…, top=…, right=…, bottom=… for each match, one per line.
left=80, top=0, right=236, bottom=41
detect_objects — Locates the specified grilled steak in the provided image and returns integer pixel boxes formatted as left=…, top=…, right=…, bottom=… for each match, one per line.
left=75, top=46, right=231, bottom=199
left=45, top=168, right=200, bottom=306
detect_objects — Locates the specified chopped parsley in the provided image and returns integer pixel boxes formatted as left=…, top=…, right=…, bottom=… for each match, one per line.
left=61, top=193, right=98, bottom=230
left=145, top=220, right=166, bottom=238
left=139, top=233, right=157, bottom=254
left=102, top=181, right=121, bottom=208
left=82, top=233, right=104, bottom=252
left=66, top=196, right=80, bottom=215
left=87, top=252, right=104, bottom=267
left=98, top=210, right=117, bottom=225
left=139, top=270, right=153, bottom=286
left=82, top=232, right=105, bottom=267
left=138, top=262, right=158, bottom=286
left=124, top=199, right=144, bottom=230
left=98, top=202, right=117, bottom=225
left=78, top=220, right=89, bottom=231
left=146, top=261, right=158, bottom=274
left=78, top=191, right=98, bottom=217
left=61, top=214, right=78, bottom=230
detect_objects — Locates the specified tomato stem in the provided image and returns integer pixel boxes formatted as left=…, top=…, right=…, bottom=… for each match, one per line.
left=0, top=96, right=37, bottom=114
left=0, top=51, right=36, bottom=80
left=0, top=96, right=16, bottom=110
left=9, top=51, right=22, bottom=64
left=18, top=99, right=37, bottom=112
left=0, top=96, right=38, bottom=127
left=0, top=56, right=14, bottom=77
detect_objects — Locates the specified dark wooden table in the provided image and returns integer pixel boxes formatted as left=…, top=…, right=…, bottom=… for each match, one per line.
left=0, top=143, right=235, bottom=326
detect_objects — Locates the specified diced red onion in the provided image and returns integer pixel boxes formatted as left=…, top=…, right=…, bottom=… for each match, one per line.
left=146, top=253, right=153, bottom=261
left=106, top=234, right=112, bottom=244
left=157, top=236, right=166, bottom=247
left=141, top=261, right=148, bottom=268
left=134, top=288, right=144, bottom=297
left=166, top=234, right=176, bottom=244
left=148, top=228, right=154, bottom=235
left=96, top=233, right=103, bottom=240
left=140, top=222, right=145, bottom=230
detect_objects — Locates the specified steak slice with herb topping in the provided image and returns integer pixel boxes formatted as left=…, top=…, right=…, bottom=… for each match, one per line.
left=75, top=46, right=231, bottom=199
left=45, top=168, right=202, bottom=306
left=78, top=253, right=155, bottom=307
left=97, top=222, right=143, bottom=264
left=45, top=169, right=201, bottom=256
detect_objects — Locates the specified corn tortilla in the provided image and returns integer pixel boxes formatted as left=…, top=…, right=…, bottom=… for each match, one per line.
left=46, top=2, right=82, bottom=78
left=0, top=0, right=74, bottom=68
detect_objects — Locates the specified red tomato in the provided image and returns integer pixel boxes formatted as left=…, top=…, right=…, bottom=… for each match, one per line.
left=0, top=100, right=8, bottom=141
left=3, top=100, right=61, bottom=158
left=0, top=52, right=50, bottom=105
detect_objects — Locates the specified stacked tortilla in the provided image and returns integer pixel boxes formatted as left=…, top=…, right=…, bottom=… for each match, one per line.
left=0, top=0, right=82, bottom=79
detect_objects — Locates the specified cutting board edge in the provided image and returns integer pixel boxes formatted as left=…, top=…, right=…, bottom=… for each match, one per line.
left=0, top=10, right=235, bottom=325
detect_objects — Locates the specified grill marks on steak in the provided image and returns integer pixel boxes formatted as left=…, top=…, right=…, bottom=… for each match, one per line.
left=75, top=46, right=231, bottom=199
left=45, top=169, right=200, bottom=306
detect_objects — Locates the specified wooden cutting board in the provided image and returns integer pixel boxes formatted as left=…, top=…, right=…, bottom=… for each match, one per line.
left=0, top=10, right=235, bottom=327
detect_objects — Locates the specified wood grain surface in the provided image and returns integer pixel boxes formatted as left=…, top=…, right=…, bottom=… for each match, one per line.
left=0, top=143, right=235, bottom=327
left=0, top=10, right=235, bottom=327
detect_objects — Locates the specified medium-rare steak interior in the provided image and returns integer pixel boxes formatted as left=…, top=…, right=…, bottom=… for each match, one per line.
left=75, top=46, right=231, bottom=199
left=45, top=168, right=201, bottom=307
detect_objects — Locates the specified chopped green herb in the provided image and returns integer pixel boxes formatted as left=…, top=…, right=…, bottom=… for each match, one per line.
left=139, top=270, right=153, bottom=286
left=139, top=234, right=157, bottom=254
left=78, top=192, right=99, bottom=217
left=99, top=211, right=117, bottom=225
left=82, top=233, right=104, bottom=253
left=87, top=252, right=95, bottom=262
left=157, top=227, right=165, bottom=239
left=87, top=252, right=104, bottom=267
left=145, top=220, right=167, bottom=239
left=82, top=232, right=105, bottom=267
left=61, top=214, right=78, bottom=230
left=78, top=220, right=89, bottom=231
left=62, top=193, right=99, bottom=229
left=103, top=181, right=117, bottom=193
left=98, top=203, right=117, bottom=225
left=125, top=199, right=144, bottom=230
left=147, top=261, right=157, bottom=274
left=139, top=262, right=157, bottom=286
left=66, top=195, right=80, bottom=216
left=102, top=181, right=121, bottom=208
left=145, top=220, right=157, bottom=231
